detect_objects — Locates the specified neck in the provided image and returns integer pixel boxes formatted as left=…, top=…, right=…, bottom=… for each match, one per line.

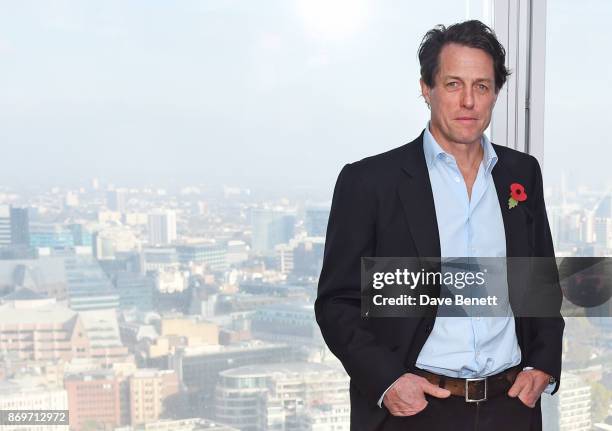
left=429, top=123, right=483, bottom=170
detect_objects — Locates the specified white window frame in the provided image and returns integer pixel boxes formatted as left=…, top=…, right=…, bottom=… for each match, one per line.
left=490, top=0, right=547, bottom=167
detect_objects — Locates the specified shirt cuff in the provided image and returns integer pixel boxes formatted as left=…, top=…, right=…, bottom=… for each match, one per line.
left=378, top=376, right=403, bottom=408
left=522, top=366, right=555, bottom=394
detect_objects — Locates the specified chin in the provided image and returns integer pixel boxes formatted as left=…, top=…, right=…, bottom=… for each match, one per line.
left=450, top=130, right=481, bottom=145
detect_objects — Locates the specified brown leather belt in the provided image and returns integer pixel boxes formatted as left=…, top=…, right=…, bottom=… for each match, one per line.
left=412, top=365, right=521, bottom=402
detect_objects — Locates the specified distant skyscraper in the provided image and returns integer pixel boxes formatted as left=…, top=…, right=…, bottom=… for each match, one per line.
left=148, top=210, right=177, bottom=245
left=542, top=372, right=591, bottom=431
left=64, top=254, right=120, bottom=311
left=107, top=189, right=127, bottom=213
left=10, top=207, right=30, bottom=246
left=292, top=238, right=325, bottom=277
left=593, top=194, right=612, bottom=249
left=0, top=205, right=11, bottom=246
left=304, top=206, right=330, bottom=237
left=251, top=209, right=295, bottom=254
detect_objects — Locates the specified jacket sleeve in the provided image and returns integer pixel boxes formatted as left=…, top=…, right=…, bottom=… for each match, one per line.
left=524, top=157, right=565, bottom=395
left=315, top=163, right=406, bottom=405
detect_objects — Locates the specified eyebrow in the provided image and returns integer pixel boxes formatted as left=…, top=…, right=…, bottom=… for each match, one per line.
left=444, top=75, right=493, bottom=83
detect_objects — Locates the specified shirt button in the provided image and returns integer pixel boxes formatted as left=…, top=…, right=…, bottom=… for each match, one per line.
left=454, top=176, right=460, bottom=182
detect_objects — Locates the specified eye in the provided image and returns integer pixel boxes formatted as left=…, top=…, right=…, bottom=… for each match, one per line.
left=446, top=81, right=458, bottom=88
left=477, top=84, right=488, bottom=91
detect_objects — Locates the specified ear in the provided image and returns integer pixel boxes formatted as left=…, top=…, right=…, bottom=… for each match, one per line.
left=420, top=78, right=431, bottom=106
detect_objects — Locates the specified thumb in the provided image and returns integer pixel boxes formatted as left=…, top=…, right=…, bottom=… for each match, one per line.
left=421, top=381, right=451, bottom=398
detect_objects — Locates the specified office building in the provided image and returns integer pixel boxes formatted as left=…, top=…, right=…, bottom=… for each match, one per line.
left=129, top=369, right=180, bottom=425
left=177, top=243, right=227, bottom=271
left=304, top=206, right=330, bottom=237
left=64, top=254, right=120, bottom=310
left=148, top=211, right=177, bottom=245
left=542, top=372, right=591, bottom=431
left=251, top=209, right=295, bottom=255
left=107, top=189, right=128, bottom=213
left=0, top=205, right=12, bottom=246
left=64, top=370, right=122, bottom=431
left=215, top=362, right=349, bottom=431
left=10, top=207, right=30, bottom=246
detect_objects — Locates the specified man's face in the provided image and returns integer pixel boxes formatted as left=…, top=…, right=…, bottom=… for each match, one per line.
left=420, top=43, right=498, bottom=146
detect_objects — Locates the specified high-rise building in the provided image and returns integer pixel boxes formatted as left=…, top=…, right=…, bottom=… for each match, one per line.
left=107, top=189, right=128, bottom=213
left=292, top=238, right=325, bottom=277
left=304, top=206, right=330, bottom=237
left=64, top=254, right=120, bottom=310
left=115, top=272, right=154, bottom=311
left=251, top=209, right=295, bottom=255
left=542, top=372, right=591, bottom=431
left=275, top=242, right=295, bottom=274
left=10, top=207, right=30, bottom=246
left=68, top=223, right=93, bottom=247
left=0, top=205, right=11, bottom=246
left=593, top=194, right=612, bottom=250
left=148, top=211, right=177, bottom=245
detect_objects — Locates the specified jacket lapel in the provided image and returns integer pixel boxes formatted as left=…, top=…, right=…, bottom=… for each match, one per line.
left=492, top=158, right=532, bottom=258
left=397, top=131, right=441, bottom=258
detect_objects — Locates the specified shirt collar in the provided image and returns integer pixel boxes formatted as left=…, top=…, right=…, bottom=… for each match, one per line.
left=423, top=121, right=498, bottom=175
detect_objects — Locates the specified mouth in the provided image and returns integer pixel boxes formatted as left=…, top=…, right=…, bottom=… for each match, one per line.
left=455, top=118, right=478, bottom=125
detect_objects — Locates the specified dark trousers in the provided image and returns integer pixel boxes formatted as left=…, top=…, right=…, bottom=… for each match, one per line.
left=379, top=393, right=542, bottom=431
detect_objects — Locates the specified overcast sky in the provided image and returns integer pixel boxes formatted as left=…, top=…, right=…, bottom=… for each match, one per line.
left=0, top=0, right=609, bottom=197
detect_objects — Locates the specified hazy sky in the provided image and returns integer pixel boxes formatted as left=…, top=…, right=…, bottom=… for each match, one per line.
left=0, top=0, right=609, bottom=196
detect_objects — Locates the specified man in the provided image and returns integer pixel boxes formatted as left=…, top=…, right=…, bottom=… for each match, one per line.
left=315, top=20, right=564, bottom=431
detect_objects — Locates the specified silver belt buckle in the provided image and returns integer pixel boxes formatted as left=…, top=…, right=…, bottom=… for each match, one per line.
left=465, top=377, right=487, bottom=402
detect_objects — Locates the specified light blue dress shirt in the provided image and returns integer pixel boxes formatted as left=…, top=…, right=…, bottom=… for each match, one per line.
left=377, top=124, right=553, bottom=407
left=414, top=124, right=522, bottom=377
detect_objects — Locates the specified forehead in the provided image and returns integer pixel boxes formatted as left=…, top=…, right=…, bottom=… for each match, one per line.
left=437, top=43, right=495, bottom=80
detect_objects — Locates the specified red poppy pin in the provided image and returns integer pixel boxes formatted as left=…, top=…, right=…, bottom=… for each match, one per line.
left=508, top=183, right=527, bottom=209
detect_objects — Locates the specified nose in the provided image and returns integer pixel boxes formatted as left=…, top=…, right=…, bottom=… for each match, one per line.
left=461, top=87, right=475, bottom=109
